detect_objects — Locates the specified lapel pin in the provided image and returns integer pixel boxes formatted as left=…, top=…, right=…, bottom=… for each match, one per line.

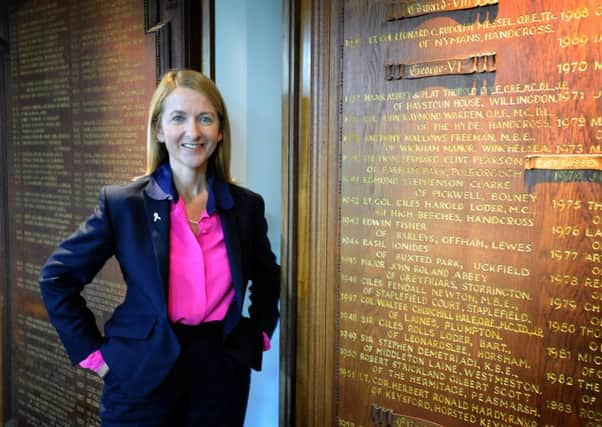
left=153, top=212, right=161, bottom=222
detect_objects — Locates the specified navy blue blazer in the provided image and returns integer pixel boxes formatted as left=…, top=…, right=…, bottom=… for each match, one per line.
left=39, top=166, right=280, bottom=396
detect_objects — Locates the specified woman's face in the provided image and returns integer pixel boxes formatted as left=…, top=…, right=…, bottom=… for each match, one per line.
left=156, top=87, right=222, bottom=176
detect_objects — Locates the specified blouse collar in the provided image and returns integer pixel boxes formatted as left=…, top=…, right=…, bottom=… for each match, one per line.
left=145, top=160, right=234, bottom=214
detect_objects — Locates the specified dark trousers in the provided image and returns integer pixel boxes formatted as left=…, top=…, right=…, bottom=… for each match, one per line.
left=100, top=321, right=251, bottom=427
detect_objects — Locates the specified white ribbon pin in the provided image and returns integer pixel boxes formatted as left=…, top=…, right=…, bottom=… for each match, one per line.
left=153, top=212, right=161, bottom=222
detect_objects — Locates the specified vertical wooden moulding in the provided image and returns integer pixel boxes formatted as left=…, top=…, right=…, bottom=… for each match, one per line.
left=170, top=0, right=214, bottom=75
left=178, top=0, right=211, bottom=75
left=286, top=0, right=342, bottom=425
left=280, top=0, right=299, bottom=425
left=199, top=0, right=215, bottom=79
left=144, top=0, right=171, bottom=79
left=293, top=0, right=312, bottom=423
left=145, top=0, right=214, bottom=77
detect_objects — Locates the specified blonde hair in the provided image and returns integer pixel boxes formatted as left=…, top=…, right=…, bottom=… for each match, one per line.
left=145, top=69, right=232, bottom=182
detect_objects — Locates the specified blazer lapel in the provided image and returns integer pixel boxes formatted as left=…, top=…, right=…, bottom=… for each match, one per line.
left=144, top=194, right=171, bottom=313
left=220, top=208, right=244, bottom=310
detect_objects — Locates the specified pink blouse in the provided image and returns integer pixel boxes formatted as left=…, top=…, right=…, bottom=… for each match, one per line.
left=168, top=197, right=234, bottom=324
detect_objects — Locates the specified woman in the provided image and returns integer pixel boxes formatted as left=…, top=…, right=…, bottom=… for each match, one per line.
left=39, top=69, right=280, bottom=426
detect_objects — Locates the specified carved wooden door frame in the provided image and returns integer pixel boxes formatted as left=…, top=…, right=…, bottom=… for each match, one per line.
left=282, top=0, right=342, bottom=425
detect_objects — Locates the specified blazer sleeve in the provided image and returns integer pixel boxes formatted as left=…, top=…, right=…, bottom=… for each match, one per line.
left=39, top=187, right=116, bottom=365
left=247, top=194, right=280, bottom=338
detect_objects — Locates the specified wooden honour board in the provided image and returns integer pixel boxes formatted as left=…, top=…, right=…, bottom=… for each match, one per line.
left=332, top=1, right=602, bottom=426
left=5, top=0, right=156, bottom=424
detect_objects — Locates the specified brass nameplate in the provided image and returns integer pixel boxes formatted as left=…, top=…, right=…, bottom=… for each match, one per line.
left=370, top=405, right=444, bottom=427
left=385, top=53, right=495, bottom=80
left=387, top=0, right=499, bottom=20
left=524, top=154, right=602, bottom=171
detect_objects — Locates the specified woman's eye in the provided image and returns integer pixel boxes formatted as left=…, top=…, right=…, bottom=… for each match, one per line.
left=170, top=114, right=185, bottom=123
left=199, top=114, right=214, bottom=126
